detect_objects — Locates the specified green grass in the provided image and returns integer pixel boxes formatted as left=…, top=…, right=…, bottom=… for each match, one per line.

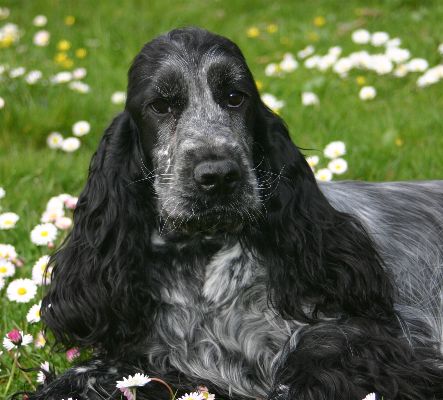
left=0, top=0, right=443, bottom=396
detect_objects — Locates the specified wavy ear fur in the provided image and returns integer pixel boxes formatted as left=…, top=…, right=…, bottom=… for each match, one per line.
left=253, top=104, right=395, bottom=322
left=42, top=111, right=157, bottom=357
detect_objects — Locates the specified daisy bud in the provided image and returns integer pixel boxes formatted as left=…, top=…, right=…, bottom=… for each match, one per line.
left=47, top=242, right=55, bottom=249
left=66, top=347, right=80, bottom=362
left=7, top=328, right=22, bottom=344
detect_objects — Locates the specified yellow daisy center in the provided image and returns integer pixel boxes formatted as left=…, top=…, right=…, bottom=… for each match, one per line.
left=41, top=231, right=48, bottom=237
left=18, top=287, right=27, bottom=295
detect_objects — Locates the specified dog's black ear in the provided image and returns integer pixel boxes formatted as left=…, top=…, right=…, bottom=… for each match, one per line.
left=253, top=103, right=395, bottom=321
left=42, top=111, right=157, bottom=355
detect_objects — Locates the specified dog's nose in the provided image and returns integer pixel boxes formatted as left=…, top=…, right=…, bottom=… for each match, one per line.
left=193, top=159, right=241, bottom=194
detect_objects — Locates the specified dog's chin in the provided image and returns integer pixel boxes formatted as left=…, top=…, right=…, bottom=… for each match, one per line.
left=161, top=210, right=244, bottom=238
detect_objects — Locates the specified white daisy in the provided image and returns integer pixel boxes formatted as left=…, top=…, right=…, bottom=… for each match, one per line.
left=111, top=91, right=127, bottom=104
left=37, top=361, right=50, bottom=383
left=27, top=302, right=42, bottom=323
left=0, top=277, right=4, bottom=290
left=30, top=223, right=58, bottom=246
left=438, top=43, right=443, bottom=56
left=264, top=63, right=280, bottom=77
left=306, top=155, right=320, bottom=168
left=47, top=132, right=64, bottom=149
left=304, top=55, right=321, bottom=69
left=0, top=97, right=4, bottom=109
left=116, top=373, right=151, bottom=388
left=359, top=86, right=376, bottom=101
left=0, top=259, right=15, bottom=278
left=315, top=168, right=333, bottom=182
left=25, top=70, right=42, bottom=84
left=370, top=31, right=389, bottom=46
left=9, top=67, right=26, bottom=78
left=301, top=92, right=319, bottom=106
left=362, top=393, right=376, bottom=400
left=351, top=29, right=371, bottom=44
left=297, top=45, right=314, bottom=59
left=386, top=38, right=401, bottom=48
left=323, top=141, right=346, bottom=159
left=72, top=120, right=91, bottom=136
left=72, top=67, right=87, bottom=80
left=69, top=81, right=91, bottom=93
left=0, top=187, right=5, bottom=198
left=393, top=64, right=408, bottom=78
left=0, top=244, right=17, bottom=260
left=33, top=15, right=47, bottom=27
left=328, top=158, right=348, bottom=175
left=261, top=93, right=285, bottom=112
left=33, top=30, right=50, bottom=46
left=333, top=57, right=353, bottom=75
left=385, top=47, right=410, bottom=64
left=6, top=279, right=38, bottom=303
left=279, top=53, right=298, bottom=72
left=405, top=58, right=429, bottom=72
left=46, top=196, right=65, bottom=211
left=177, top=392, right=205, bottom=400
left=0, top=212, right=19, bottom=229
left=32, top=255, right=51, bottom=285
left=0, top=7, right=10, bottom=19
left=61, top=137, right=81, bottom=152
left=51, top=71, right=72, bottom=84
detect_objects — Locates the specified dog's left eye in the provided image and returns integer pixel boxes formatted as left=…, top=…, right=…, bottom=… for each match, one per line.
left=227, top=91, right=245, bottom=108
left=150, top=99, right=172, bottom=115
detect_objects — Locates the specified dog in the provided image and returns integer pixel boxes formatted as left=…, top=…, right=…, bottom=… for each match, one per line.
left=30, top=27, right=443, bottom=400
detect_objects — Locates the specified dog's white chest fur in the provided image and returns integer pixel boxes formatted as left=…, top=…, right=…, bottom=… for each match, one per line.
left=146, top=242, right=297, bottom=398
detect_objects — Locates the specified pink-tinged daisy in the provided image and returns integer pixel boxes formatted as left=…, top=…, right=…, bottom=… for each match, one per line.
left=65, top=196, right=78, bottom=209
left=27, top=301, right=42, bottom=323
left=0, top=212, right=19, bottom=229
left=55, top=216, right=72, bottom=230
left=3, top=329, right=33, bottom=350
left=46, top=196, right=65, bottom=211
left=41, top=208, right=65, bottom=223
left=177, top=392, right=205, bottom=400
left=0, top=258, right=15, bottom=278
left=6, top=278, right=37, bottom=303
left=72, top=67, right=87, bottom=80
left=33, top=30, right=50, bottom=46
left=30, top=223, right=58, bottom=246
left=116, top=373, right=151, bottom=389
left=35, top=331, right=46, bottom=348
left=37, top=361, right=50, bottom=383
left=66, top=347, right=80, bottom=362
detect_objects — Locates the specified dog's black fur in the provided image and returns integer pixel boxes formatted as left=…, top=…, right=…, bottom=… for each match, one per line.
left=30, top=28, right=443, bottom=400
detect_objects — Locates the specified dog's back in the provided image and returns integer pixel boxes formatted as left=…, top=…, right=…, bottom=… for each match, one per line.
left=321, top=180, right=443, bottom=352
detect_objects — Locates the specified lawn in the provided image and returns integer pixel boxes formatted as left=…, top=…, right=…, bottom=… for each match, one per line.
left=0, top=0, right=442, bottom=396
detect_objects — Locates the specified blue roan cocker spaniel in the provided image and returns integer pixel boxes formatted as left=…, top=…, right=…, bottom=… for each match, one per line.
left=31, top=27, right=443, bottom=400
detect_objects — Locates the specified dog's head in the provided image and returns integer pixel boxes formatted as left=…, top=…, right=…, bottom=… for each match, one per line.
left=125, top=27, right=268, bottom=235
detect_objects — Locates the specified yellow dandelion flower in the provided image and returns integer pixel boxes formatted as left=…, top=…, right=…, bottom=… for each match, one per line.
left=57, top=40, right=71, bottom=51
left=313, top=16, right=326, bottom=27
left=75, top=48, right=87, bottom=58
left=395, top=137, right=404, bottom=147
left=356, top=76, right=366, bottom=86
left=307, top=32, right=320, bottom=42
left=61, top=58, right=74, bottom=68
left=64, top=15, right=75, bottom=26
left=246, top=26, right=260, bottom=38
left=266, top=24, right=278, bottom=34
left=54, top=52, right=68, bottom=64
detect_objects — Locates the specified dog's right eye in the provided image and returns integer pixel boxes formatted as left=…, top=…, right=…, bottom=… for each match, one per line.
left=150, top=99, right=172, bottom=115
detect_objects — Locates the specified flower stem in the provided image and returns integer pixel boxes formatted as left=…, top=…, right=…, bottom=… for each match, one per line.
left=133, top=388, right=137, bottom=400
left=17, top=360, right=37, bottom=391
left=150, top=377, right=175, bottom=400
left=3, top=351, right=19, bottom=397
